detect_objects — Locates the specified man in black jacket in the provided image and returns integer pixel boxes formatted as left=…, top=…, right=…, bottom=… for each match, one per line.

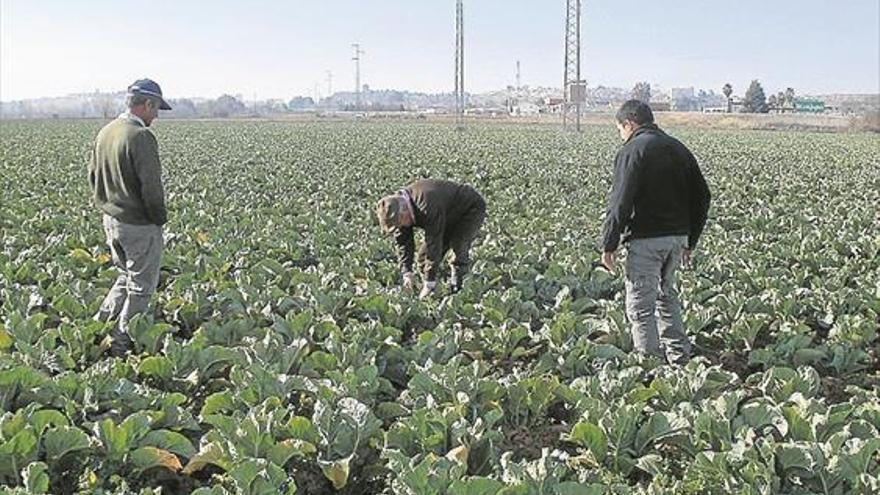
left=377, top=179, right=486, bottom=298
left=601, top=100, right=711, bottom=364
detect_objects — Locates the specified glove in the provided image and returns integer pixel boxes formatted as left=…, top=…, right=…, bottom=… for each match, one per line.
left=402, top=272, right=415, bottom=292
left=419, top=281, right=437, bottom=299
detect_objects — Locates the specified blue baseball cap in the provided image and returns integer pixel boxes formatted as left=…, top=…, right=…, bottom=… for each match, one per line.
left=127, top=78, right=172, bottom=110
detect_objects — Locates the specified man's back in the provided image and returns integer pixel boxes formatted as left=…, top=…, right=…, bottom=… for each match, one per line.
left=604, top=125, right=710, bottom=251
left=90, top=117, right=166, bottom=226
left=405, top=179, right=484, bottom=227
left=626, top=127, right=698, bottom=241
left=388, top=178, right=486, bottom=289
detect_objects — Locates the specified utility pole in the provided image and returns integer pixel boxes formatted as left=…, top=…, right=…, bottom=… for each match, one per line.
left=454, top=0, right=465, bottom=130
left=563, top=0, right=584, bottom=131
left=352, top=43, right=364, bottom=110
left=326, top=70, right=333, bottom=97
left=516, top=60, right=521, bottom=90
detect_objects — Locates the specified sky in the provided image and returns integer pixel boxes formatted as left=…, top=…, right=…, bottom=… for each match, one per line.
left=1, top=0, right=878, bottom=101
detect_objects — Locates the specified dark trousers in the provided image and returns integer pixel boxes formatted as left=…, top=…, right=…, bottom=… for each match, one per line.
left=418, top=199, right=486, bottom=277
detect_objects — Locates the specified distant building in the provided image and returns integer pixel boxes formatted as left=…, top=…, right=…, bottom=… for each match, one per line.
left=672, top=98, right=698, bottom=112
left=543, top=97, right=565, bottom=114
left=794, top=98, right=826, bottom=113
left=466, top=107, right=508, bottom=116
left=671, top=87, right=695, bottom=100
left=730, top=97, right=747, bottom=113
left=671, top=87, right=699, bottom=111
left=509, top=100, right=541, bottom=116
left=651, top=102, right=672, bottom=112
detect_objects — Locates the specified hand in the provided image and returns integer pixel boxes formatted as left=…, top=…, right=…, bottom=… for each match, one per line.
left=419, top=281, right=437, bottom=299
left=402, top=272, right=415, bottom=292
left=601, top=251, right=616, bottom=273
left=681, top=249, right=692, bottom=267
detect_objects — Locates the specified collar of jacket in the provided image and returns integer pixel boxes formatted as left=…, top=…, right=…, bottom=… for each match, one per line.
left=118, top=111, right=146, bottom=127
left=625, top=123, right=661, bottom=144
left=399, top=188, right=417, bottom=222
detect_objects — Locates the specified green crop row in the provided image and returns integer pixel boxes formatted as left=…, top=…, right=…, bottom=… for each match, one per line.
left=1, top=121, right=878, bottom=494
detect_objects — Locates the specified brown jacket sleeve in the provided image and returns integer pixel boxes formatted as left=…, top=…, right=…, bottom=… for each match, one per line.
left=394, top=227, right=416, bottom=274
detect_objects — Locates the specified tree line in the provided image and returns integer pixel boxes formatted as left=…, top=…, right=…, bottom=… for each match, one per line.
left=629, top=80, right=805, bottom=113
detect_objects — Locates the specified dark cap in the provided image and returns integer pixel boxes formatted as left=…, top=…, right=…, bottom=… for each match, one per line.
left=128, top=78, right=172, bottom=110
left=376, top=195, right=402, bottom=234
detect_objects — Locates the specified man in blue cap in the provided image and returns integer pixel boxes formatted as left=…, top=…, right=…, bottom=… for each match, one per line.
left=89, top=78, right=172, bottom=356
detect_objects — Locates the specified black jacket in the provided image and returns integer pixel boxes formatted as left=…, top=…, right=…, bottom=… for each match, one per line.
left=601, top=124, right=710, bottom=251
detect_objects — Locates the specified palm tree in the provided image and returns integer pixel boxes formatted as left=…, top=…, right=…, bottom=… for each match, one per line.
left=785, top=87, right=796, bottom=111
left=722, top=83, right=733, bottom=113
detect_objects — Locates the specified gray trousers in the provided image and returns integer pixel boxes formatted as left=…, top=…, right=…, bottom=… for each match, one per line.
left=94, top=215, right=163, bottom=352
left=624, top=235, right=691, bottom=364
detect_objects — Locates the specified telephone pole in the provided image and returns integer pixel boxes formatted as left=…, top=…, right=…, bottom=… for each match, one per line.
left=454, top=0, right=465, bottom=130
left=516, top=60, right=521, bottom=90
left=352, top=43, right=364, bottom=110
left=563, top=0, right=584, bottom=131
left=326, top=70, right=333, bottom=97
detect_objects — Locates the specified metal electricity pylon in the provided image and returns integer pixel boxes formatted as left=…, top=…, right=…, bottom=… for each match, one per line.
left=454, top=0, right=465, bottom=130
left=516, top=60, right=521, bottom=90
left=352, top=43, right=364, bottom=110
left=563, top=0, right=585, bottom=131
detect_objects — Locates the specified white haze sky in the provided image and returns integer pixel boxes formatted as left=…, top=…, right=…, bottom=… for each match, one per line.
left=1, top=0, right=878, bottom=101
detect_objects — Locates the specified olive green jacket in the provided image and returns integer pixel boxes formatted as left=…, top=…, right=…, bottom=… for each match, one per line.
left=89, top=115, right=167, bottom=225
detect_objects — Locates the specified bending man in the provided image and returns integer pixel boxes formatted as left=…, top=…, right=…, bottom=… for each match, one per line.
left=377, top=179, right=486, bottom=298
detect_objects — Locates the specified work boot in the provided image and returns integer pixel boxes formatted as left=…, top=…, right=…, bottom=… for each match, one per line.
left=109, top=327, right=133, bottom=358
left=450, top=266, right=464, bottom=293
